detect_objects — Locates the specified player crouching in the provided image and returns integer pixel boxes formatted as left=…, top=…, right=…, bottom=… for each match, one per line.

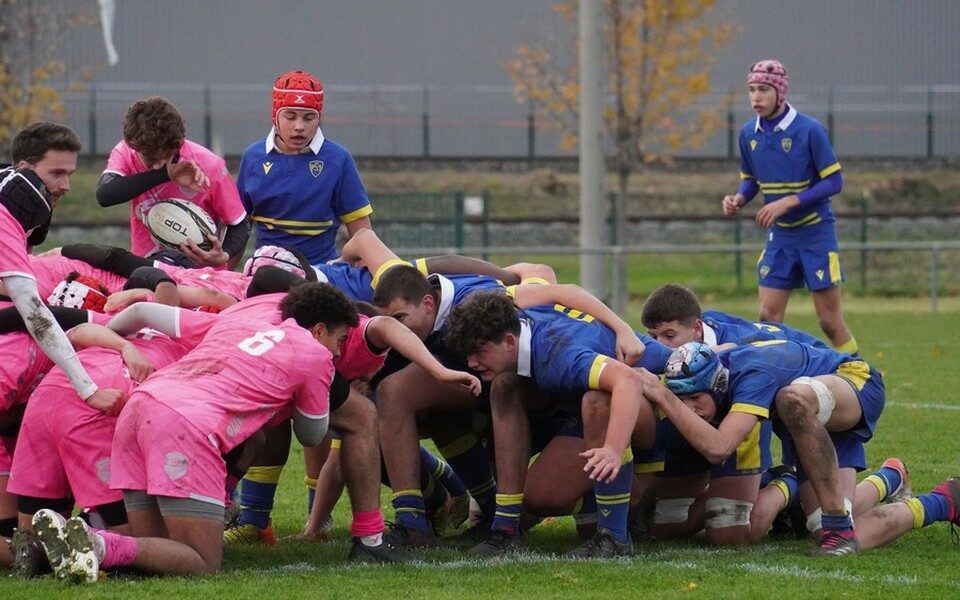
left=31, top=282, right=375, bottom=581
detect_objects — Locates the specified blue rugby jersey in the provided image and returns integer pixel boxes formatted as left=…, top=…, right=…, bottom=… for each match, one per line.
left=517, top=304, right=673, bottom=393
left=738, top=105, right=840, bottom=240
left=701, top=309, right=829, bottom=349
left=718, top=340, right=872, bottom=420
left=237, top=131, right=372, bottom=264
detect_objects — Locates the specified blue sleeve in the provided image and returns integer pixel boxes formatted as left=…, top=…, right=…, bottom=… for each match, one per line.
left=534, top=345, right=607, bottom=392
left=634, top=334, right=673, bottom=374
left=808, top=121, right=841, bottom=179
left=797, top=170, right=842, bottom=204
left=333, top=149, right=371, bottom=219
left=736, top=178, right=760, bottom=201
left=737, top=129, right=758, bottom=205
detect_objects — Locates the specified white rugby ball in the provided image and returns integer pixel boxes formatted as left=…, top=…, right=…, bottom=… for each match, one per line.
left=145, top=199, right=217, bottom=251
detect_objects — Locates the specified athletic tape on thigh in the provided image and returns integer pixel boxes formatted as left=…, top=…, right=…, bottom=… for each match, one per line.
left=704, top=497, right=753, bottom=529
left=791, top=376, right=835, bottom=424
left=805, top=497, right=853, bottom=533
left=654, top=497, right=696, bottom=525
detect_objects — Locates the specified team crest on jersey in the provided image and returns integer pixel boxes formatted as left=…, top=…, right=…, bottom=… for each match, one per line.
left=750, top=139, right=758, bottom=151
left=309, top=160, right=324, bottom=178
left=781, top=138, right=793, bottom=152
left=263, top=162, right=273, bottom=175
left=164, top=451, right=189, bottom=481
left=816, top=269, right=825, bottom=281
left=759, top=265, right=770, bottom=279
left=96, top=457, right=111, bottom=484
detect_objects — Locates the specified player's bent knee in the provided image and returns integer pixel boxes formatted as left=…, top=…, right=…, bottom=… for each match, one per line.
left=789, top=377, right=836, bottom=425
left=654, top=497, right=695, bottom=528
left=704, top=497, right=753, bottom=531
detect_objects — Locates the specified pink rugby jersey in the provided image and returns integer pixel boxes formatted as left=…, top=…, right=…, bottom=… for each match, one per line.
left=154, top=262, right=251, bottom=301
left=28, top=254, right=129, bottom=299
left=217, top=292, right=284, bottom=322
left=104, top=139, right=247, bottom=257
left=0, top=333, right=54, bottom=412
left=335, top=315, right=387, bottom=381
left=34, top=329, right=199, bottom=397
left=0, top=204, right=33, bottom=280
left=133, top=315, right=333, bottom=454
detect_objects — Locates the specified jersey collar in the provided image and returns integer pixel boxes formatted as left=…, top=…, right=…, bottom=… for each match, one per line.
left=702, top=323, right=718, bottom=347
left=517, top=318, right=532, bottom=377
left=753, top=104, right=798, bottom=133
left=264, top=127, right=326, bottom=154
left=429, top=274, right=456, bottom=333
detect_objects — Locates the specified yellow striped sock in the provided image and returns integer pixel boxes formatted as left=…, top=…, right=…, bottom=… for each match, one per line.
left=834, top=337, right=859, bottom=355
left=770, top=478, right=792, bottom=505
left=244, top=465, right=284, bottom=484
left=303, top=475, right=318, bottom=490
left=864, top=474, right=887, bottom=500
left=905, top=498, right=925, bottom=529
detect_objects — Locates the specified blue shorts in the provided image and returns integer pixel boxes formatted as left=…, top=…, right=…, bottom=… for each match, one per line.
left=657, top=419, right=772, bottom=479
left=838, top=363, right=885, bottom=442
left=757, top=245, right=844, bottom=291
left=529, top=410, right=583, bottom=455
left=780, top=430, right=867, bottom=483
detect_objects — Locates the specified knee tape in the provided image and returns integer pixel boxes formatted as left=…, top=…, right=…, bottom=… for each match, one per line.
left=704, top=497, right=753, bottom=529
left=654, top=497, right=695, bottom=525
left=805, top=497, right=853, bottom=533
left=791, top=377, right=835, bottom=424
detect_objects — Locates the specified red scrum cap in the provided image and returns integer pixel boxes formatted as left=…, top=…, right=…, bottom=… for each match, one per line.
left=747, top=60, right=788, bottom=107
left=272, top=70, right=324, bottom=127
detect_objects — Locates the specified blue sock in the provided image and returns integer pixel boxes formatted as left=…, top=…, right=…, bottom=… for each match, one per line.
left=420, top=467, right=448, bottom=513
left=237, top=465, right=283, bottom=529
left=420, top=445, right=468, bottom=497
left=820, top=512, right=854, bottom=533
left=594, top=453, right=634, bottom=543
left=391, top=489, right=431, bottom=531
left=305, top=475, right=318, bottom=515
left=865, top=466, right=903, bottom=502
left=913, top=493, right=950, bottom=527
left=440, top=435, right=497, bottom=518
left=492, top=493, right=524, bottom=534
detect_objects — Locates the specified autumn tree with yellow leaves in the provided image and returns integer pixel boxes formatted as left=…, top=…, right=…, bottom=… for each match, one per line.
left=504, top=0, right=737, bottom=202
left=0, top=0, right=99, bottom=157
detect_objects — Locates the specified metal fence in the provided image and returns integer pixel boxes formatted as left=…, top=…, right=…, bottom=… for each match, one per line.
left=63, top=83, right=960, bottom=158
left=45, top=190, right=960, bottom=309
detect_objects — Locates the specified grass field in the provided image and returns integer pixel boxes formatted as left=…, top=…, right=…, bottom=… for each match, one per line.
left=2, top=296, right=958, bottom=598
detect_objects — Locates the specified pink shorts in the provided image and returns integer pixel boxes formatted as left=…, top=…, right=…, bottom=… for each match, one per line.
left=111, top=393, right=226, bottom=506
left=7, top=387, right=120, bottom=507
left=0, top=436, right=15, bottom=476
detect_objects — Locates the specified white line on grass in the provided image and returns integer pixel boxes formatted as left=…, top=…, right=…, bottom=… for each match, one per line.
left=735, top=563, right=918, bottom=585
left=886, top=401, right=960, bottom=412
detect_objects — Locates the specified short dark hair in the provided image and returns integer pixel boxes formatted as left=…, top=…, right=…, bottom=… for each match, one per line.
left=444, top=291, right=520, bottom=357
left=280, top=282, right=359, bottom=330
left=11, top=122, right=82, bottom=164
left=123, top=97, right=186, bottom=164
left=640, top=284, right=702, bottom=329
left=372, top=264, right=435, bottom=308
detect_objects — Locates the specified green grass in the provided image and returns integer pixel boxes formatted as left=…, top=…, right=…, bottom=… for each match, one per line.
left=3, top=297, right=959, bottom=597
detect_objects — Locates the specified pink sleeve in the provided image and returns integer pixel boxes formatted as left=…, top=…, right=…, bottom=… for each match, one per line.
left=207, top=162, right=246, bottom=226
left=0, top=207, right=33, bottom=279
left=104, top=142, right=135, bottom=175
left=173, top=309, right=219, bottom=349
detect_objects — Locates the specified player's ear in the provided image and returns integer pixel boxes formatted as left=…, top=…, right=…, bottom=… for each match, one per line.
left=420, top=293, right=435, bottom=313
left=693, top=318, right=704, bottom=340
left=311, top=322, right=327, bottom=339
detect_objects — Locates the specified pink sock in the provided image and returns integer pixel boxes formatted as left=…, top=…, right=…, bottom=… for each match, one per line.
left=97, top=529, right=138, bottom=568
left=351, top=510, right=385, bottom=538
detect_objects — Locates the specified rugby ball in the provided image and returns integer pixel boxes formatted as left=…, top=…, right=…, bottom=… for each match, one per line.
left=145, top=199, right=217, bottom=251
